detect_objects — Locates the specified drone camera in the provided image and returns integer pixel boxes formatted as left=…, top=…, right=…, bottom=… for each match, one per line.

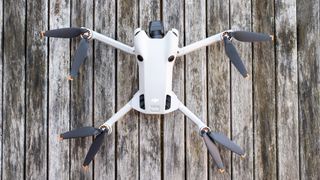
left=149, top=21, right=164, bottom=38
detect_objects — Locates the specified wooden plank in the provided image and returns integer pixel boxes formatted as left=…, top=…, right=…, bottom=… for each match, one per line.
left=116, top=0, right=139, bottom=179
left=70, top=0, right=94, bottom=178
left=185, top=0, right=207, bottom=179
left=252, top=1, right=277, bottom=180
left=230, top=0, right=254, bottom=179
left=0, top=0, right=3, bottom=178
left=297, top=0, right=320, bottom=179
left=2, top=0, right=25, bottom=179
left=162, top=0, right=185, bottom=179
left=207, top=0, right=231, bottom=179
left=48, top=0, right=71, bottom=179
left=275, top=0, right=299, bottom=179
left=138, top=1, right=162, bottom=180
left=94, top=0, right=116, bottom=179
left=25, top=0, right=48, bottom=179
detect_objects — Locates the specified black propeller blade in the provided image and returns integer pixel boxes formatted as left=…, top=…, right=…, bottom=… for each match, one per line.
left=43, top=27, right=88, bottom=38
left=230, top=31, right=272, bottom=42
left=208, top=132, right=245, bottom=156
left=223, top=36, right=249, bottom=78
left=83, top=130, right=106, bottom=167
left=60, top=126, right=102, bottom=140
left=203, top=133, right=224, bottom=172
left=69, top=38, right=89, bottom=78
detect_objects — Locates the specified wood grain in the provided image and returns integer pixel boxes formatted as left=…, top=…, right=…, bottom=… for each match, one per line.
left=26, top=0, right=48, bottom=179
left=0, top=0, right=3, bottom=177
left=162, top=0, right=185, bottom=179
left=70, top=0, right=94, bottom=178
left=48, top=0, right=70, bottom=179
left=94, top=0, right=116, bottom=179
left=185, top=0, right=208, bottom=179
left=252, top=1, right=277, bottom=180
left=116, top=0, right=139, bottom=179
left=230, top=0, right=254, bottom=179
left=275, top=0, right=299, bottom=179
left=207, top=0, right=231, bottom=179
left=2, top=0, right=26, bottom=179
left=139, top=1, right=162, bottom=180
left=297, top=0, right=320, bottom=179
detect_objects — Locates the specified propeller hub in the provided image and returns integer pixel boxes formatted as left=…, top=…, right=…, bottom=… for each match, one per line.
left=80, top=29, right=92, bottom=40
left=99, top=124, right=112, bottom=135
left=199, top=126, right=211, bottom=136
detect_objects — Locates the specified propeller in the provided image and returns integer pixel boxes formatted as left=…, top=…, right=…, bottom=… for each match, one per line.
left=41, top=27, right=91, bottom=80
left=60, top=126, right=102, bottom=140
left=230, top=31, right=273, bottom=42
left=223, top=36, right=249, bottom=78
left=60, top=126, right=108, bottom=168
left=42, top=27, right=89, bottom=38
left=83, top=130, right=106, bottom=167
left=208, top=132, right=245, bottom=156
left=69, top=38, right=89, bottom=78
left=222, top=30, right=272, bottom=78
left=203, top=132, right=225, bottom=172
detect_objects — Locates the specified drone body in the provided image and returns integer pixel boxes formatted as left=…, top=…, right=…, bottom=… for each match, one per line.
left=41, top=21, right=272, bottom=172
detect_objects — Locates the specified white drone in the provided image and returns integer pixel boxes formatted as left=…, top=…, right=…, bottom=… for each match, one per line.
left=41, top=21, right=272, bottom=172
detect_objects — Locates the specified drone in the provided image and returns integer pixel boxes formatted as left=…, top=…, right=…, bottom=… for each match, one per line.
left=41, top=21, right=272, bottom=173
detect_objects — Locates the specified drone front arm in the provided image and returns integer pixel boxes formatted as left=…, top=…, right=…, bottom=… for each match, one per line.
left=177, top=32, right=223, bottom=57
left=91, top=31, right=135, bottom=55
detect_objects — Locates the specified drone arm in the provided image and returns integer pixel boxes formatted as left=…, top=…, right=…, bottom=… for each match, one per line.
left=101, top=102, right=132, bottom=132
left=91, top=31, right=135, bottom=55
left=179, top=103, right=208, bottom=131
left=177, top=32, right=223, bottom=57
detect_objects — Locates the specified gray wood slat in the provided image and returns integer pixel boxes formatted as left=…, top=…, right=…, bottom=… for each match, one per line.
left=48, top=0, right=71, bottom=179
left=207, top=0, right=232, bottom=179
left=252, top=1, right=277, bottom=180
left=116, top=0, right=139, bottom=179
left=185, top=0, right=208, bottom=179
left=94, top=0, right=116, bottom=179
left=139, top=1, right=162, bottom=180
left=297, top=0, right=320, bottom=179
left=70, top=0, right=94, bottom=178
left=275, top=0, right=299, bottom=179
left=162, top=0, right=185, bottom=179
left=230, top=0, right=254, bottom=179
left=26, top=0, right=48, bottom=179
left=2, top=0, right=26, bottom=179
left=0, top=0, right=3, bottom=178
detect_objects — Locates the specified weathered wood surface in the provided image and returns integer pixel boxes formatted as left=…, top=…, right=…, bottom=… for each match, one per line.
left=3, top=0, right=25, bottom=179
left=94, top=0, right=116, bottom=179
left=70, top=0, right=94, bottom=179
left=252, top=0, right=277, bottom=180
left=297, top=0, right=320, bottom=179
left=275, top=0, right=299, bottom=179
left=48, top=0, right=70, bottom=179
left=116, top=0, right=139, bottom=180
left=1, top=0, right=320, bottom=179
left=207, top=0, right=231, bottom=179
left=230, top=0, right=253, bottom=179
left=26, top=0, right=48, bottom=179
left=185, top=0, right=207, bottom=179
left=0, top=0, right=3, bottom=178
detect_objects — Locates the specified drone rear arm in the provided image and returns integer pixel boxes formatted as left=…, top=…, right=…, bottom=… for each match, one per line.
left=178, top=102, right=208, bottom=131
left=177, top=32, right=223, bottom=57
left=91, top=31, right=135, bottom=55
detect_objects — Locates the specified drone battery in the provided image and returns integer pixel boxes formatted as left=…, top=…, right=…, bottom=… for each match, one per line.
left=149, top=21, right=164, bottom=38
